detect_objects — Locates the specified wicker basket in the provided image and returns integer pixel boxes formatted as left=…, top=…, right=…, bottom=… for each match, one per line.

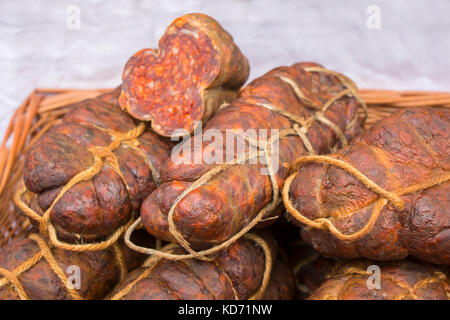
left=0, top=88, right=449, bottom=248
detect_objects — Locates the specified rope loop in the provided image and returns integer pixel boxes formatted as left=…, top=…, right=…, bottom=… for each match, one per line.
left=0, top=234, right=85, bottom=300
left=113, top=233, right=271, bottom=300
left=13, top=122, right=154, bottom=254
left=125, top=66, right=367, bottom=261
left=14, top=123, right=153, bottom=276
left=0, top=267, right=30, bottom=300
left=283, top=155, right=450, bottom=241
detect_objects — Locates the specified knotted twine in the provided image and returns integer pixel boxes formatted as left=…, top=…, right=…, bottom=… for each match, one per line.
left=125, top=67, right=368, bottom=262
left=0, top=234, right=83, bottom=300
left=282, top=155, right=450, bottom=241
left=14, top=122, right=158, bottom=258
left=111, top=233, right=272, bottom=300
left=315, top=262, right=449, bottom=300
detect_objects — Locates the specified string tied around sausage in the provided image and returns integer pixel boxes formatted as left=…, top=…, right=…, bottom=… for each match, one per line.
left=13, top=122, right=158, bottom=254
left=316, top=261, right=448, bottom=300
left=282, top=155, right=450, bottom=241
left=0, top=234, right=128, bottom=300
left=0, top=234, right=79, bottom=300
left=110, top=233, right=272, bottom=300
left=125, top=66, right=367, bottom=262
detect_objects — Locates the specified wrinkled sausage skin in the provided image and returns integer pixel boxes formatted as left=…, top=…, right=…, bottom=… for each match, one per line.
left=120, top=13, right=249, bottom=136
left=308, top=260, right=449, bottom=300
left=110, top=232, right=294, bottom=300
left=0, top=232, right=151, bottom=300
left=23, top=88, right=172, bottom=241
left=287, top=107, right=450, bottom=264
left=141, top=62, right=363, bottom=250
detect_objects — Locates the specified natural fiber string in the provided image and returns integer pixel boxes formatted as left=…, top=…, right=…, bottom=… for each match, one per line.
left=46, top=218, right=133, bottom=253
left=125, top=134, right=279, bottom=261
left=0, top=249, right=42, bottom=289
left=0, top=234, right=129, bottom=300
left=111, top=233, right=272, bottom=300
left=282, top=155, right=450, bottom=241
left=112, top=242, right=127, bottom=281
left=410, top=272, right=448, bottom=300
left=0, top=267, right=30, bottom=299
left=29, top=234, right=83, bottom=300
left=293, top=124, right=315, bottom=155
left=246, top=233, right=273, bottom=300
left=13, top=122, right=158, bottom=253
left=126, top=128, right=294, bottom=261
left=109, top=243, right=179, bottom=300
left=304, top=66, right=368, bottom=125
left=0, top=234, right=82, bottom=300
left=125, top=67, right=366, bottom=261
left=90, top=123, right=161, bottom=186
left=333, top=264, right=448, bottom=300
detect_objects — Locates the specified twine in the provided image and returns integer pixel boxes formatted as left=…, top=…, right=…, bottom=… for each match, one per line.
left=14, top=122, right=158, bottom=252
left=0, top=267, right=29, bottom=300
left=111, top=233, right=272, bottom=300
left=125, top=66, right=367, bottom=261
left=320, top=263, right=448, bottom=300
left=0, top=234, right=81, bottom=300
left=0, top=234, right=128, bottom=300
left=282, top=155, right=450, bottom=241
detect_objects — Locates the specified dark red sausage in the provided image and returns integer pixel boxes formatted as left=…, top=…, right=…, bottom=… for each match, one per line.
left=23, top=88, right=172, bottom=242
left=285, top=107, right=450, bottom=264
left=0, top=231, right=152, bottom=300
left=110, top=233, right=293, bottom=300
left=120, top=13, right=249, bottom=137
left=309, top=260, right=449, bottom=300
left=141, top=63, right=363, bottom=250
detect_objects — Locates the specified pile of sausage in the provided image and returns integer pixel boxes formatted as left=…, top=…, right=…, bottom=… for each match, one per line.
left=1, top=13, right=448, bottom=300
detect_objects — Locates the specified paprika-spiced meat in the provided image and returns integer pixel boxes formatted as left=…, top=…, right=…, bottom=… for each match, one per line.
left=0, top=230, right=153, bottom=300
left=109, top=232, right=294, bottom=300
left=120, top=13, right=249, bottom=137
left=285, top=107, right=449, bottom=264
left=140, top=62, right=363, bottom=250
left=23, top=88, right=172, bottom=242
left=308, top=260, right=449, bottom=300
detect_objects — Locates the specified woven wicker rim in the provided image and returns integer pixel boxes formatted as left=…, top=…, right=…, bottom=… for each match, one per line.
left=0, top=87, right=449, bottom=248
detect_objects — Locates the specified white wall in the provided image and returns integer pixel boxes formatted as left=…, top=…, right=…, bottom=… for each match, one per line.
left=1, top=0, right=449, bottom=138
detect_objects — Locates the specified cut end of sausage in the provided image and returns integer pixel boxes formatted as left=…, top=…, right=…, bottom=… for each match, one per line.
left=119, top=13, right=249, bottom=137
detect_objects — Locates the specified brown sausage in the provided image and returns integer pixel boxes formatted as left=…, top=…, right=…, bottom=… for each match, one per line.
left=119, top=13, right=249, bottom=137
left=308, top=260, right=449, bottom=300
left=285, top=107, right=449, bottom=264
left=0, top=231, right=152, bottom=300
left=140, top=62, right=363, bottom=250
left=110, top=233, right=293, bottom=300
left=22, top=88, right=172, bottom=242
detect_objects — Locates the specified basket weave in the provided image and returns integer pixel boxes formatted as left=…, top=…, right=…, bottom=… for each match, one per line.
left=0, top=88, right=449, bottom=248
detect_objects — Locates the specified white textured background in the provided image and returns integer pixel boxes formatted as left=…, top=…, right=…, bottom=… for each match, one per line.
left=1, top=0, right=449, bottom=138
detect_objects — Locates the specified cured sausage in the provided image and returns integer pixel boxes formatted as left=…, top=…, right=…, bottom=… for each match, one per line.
left=110, top=233, right=294, bottom=300
left=284, top=107, right=450, bottom=264
left=0, top=231, right=152, bottom=300
left=308, top=260, right=449, bottom=300
left=119, top=13, right=249, bottom=137
left=135, top=62, right=365, bottom=256
left=20, top=88, right=171, bottom=243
